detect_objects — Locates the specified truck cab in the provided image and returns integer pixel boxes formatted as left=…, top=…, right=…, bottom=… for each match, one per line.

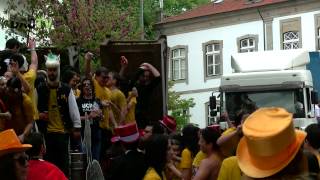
left=212, top=49, right=319, bottom=129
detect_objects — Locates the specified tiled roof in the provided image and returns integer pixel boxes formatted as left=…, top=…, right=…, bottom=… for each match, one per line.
left=161, top=0, right=289, bottom=24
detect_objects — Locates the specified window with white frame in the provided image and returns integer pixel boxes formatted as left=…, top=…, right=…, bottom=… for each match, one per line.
left=283, top=31, right=300, bottom=50
left=171, top=48, right=186, bottom=81
left=240, top=38, right=255, bottom=52
left=205, top=43, right=221, bottom=77
left=280, top=17, right=301, bottom=50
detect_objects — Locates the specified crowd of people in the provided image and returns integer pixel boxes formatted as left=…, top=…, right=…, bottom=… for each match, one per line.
left=0, top=38, right=320, bottom=180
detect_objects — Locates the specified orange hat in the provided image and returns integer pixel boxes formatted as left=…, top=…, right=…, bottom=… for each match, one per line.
left=0, top=129, right=32, bottom=157
left=236, top=107, right=306, bottom=178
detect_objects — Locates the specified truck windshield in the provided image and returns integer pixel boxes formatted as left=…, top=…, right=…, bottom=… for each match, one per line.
left=225, top=90, right=305, bottom=120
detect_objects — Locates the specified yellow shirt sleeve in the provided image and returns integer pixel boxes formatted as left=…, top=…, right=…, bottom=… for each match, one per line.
left=192, top=150, right=207, bottom=168
left=23, top=94, right=34, bottom=124
left=23, top=69, right=38, bottom=120
left=217, top=156, right=241, bottom=180
left=23, top=69, right=36, bottom=86
left=143, top=168, right=165, bottom=180
left=117, top=90, right=127, bottom=109
left=180, top=148, right=193, bottom=169
left=222, top=127, right=236, bottom=135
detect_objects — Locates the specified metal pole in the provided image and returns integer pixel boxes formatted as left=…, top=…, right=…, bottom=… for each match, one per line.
left=159, top=0, right=163, bottom=21
left=140, top=0, right=144, bottom=40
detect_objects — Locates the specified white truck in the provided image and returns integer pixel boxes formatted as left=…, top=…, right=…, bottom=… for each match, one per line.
left=211, top=49, right=319, bottom=129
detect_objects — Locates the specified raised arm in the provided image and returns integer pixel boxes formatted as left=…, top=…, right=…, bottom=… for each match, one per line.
left=119, top=56, right=128, bottom=78
left=140, top=63, right=160, bottom=77
left=28, top=38, right=38, bottom=71
left=84, top=52, right=94, bottom=78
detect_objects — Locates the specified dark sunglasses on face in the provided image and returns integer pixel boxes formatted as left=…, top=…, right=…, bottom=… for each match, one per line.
left=83, top=82, right=91, bottom=86
left=14, top=155, right=29, bottom=166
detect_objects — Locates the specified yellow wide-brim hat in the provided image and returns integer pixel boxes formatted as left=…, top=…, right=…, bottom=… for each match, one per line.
left=236, top=107, right=306, bottom=178
left=0, top=129, right=32, bottom=157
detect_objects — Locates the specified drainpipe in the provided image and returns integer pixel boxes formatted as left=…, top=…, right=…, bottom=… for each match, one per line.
left=257, top=8, right=266, bottom=51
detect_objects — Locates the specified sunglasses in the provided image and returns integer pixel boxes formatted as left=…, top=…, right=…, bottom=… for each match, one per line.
left=14, top=155, right=29, bottom=166
left=83, top=82, right=92, bottom=86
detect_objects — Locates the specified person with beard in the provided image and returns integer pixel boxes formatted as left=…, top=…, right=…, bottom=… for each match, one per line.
left=4, top=77, right=34, bottom=142
left=119, top=57, right=161, bottom=129
left=36, top=53, right=81, bottom=176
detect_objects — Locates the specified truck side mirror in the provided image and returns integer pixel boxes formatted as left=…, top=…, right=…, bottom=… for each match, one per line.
left=311, top=91, right=318, bottom=104
left=209, top=95, right=216, bottom=110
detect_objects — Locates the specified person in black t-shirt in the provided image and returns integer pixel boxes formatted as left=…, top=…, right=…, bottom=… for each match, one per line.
left=77, top=77, right=103, bottom=160
left=119, top=56, right=161, bottom=129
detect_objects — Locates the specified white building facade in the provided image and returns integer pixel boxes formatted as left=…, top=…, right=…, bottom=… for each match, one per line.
left=157, top=0, right=320, bottom=128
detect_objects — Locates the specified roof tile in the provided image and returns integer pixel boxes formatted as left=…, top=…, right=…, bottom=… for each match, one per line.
left=161, top=0, right=289, bottom=24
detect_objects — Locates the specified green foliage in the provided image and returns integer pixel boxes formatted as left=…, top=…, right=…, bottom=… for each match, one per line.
left=163, top=0, right=209, bottom=16
left=3, top=0, right=142, bottom=51
left=2, top=0, right=210, bottom=44
left=168, top=81, right=195, bottom=130
left=143, top=0, right=210, bottom=39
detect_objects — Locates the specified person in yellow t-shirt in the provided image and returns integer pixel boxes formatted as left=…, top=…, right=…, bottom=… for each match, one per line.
left=5, top=77, right=34, bottom=142
left=106, top=71, right=127, bottom=125
left=217, top=156, right=241, bottom=180
left=180, top=124, right=200, bottom=180
left=144, top=134, right=168, bottom=180
left=84, top=52, right=115, bottom=162
left=166, top=134, right=183, bottom=180
left=9, top=38, right=39, bottom=121
left=217, top=111, right=252, bottom=157
left=37, top=54, right=81, bottom=176
left=125, top=88, right=138, bottom=124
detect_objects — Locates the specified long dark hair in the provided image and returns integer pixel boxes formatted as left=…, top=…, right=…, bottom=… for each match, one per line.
left=145, top=134, right=168, bottom=179
left=79, top=77, right=95, bottom=100
left=5, top=77, right=25, bottom=120
left=181, top=124, right=200, bottom=157
left=0, top=153, right=17, bottom=180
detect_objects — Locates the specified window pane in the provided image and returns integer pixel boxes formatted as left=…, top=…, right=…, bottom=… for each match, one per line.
left=180, top=59, right=185, bottom=69
left=214, top=44, right=220, bottom=51
left=207, top=45, right=213, bottom=52
left=173, top=60, right=179, bottom=69
left=180, top=49, right=185, bottom=57
left=181, top=69, right=185, bottom=79
left=241, top=39, right=248, bottom=47
left=293, top=42, right=299, bottom=49
left=173, top=70, right=179, bottom=80
left=208, top=66, right=213, bottom=76
left=173, top=49, right=179, bottom=57
left=215, top=54, right=220, bottom=64
left=207, top=55, right=213, bottom=65
left=249, top=38, right=254, bottom=46
left=215, top=64, right=221, bottom=75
